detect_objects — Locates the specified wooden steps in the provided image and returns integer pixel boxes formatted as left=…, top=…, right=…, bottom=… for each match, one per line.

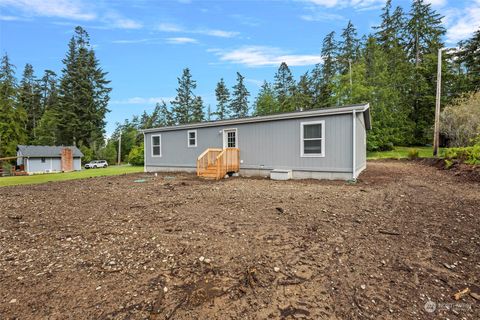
left=197, top=148, right=240, bottom=180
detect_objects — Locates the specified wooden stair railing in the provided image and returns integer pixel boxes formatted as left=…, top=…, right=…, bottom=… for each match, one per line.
left=197, top=148, right=240, bottom=180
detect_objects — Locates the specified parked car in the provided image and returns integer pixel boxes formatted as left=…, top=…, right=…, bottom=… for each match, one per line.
left=84, top=160, right=108, bottom=169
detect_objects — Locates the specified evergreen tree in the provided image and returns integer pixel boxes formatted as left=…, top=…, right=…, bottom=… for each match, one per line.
left=57, top=26, right=111, bottom=147
left=171, top=68, right=200, bottom=124
left=254, top=81, right=277, bottom=116
left=214, top=78, right=230, bottom=120
left=405, top=0, right=445, bottom=144
left=18, top=63, right=42, bottom=141
left=294, top=72, right=313, bottom=110
left=39, top=70, right=59, bottom=114
left=338, top=21, right=359, bottom=74
left=34, top=108, right=59, bottom=145
left=229, top=72, right=250, bottom=118
left=273, top=62, right=296, bottom=112
left=457, top=29, right=480, bottom=92
left=191, top=96, right=205, bottom=123
left=0, top=54, right=27, bottom=156
left=318, top=31, right=338, bottom=108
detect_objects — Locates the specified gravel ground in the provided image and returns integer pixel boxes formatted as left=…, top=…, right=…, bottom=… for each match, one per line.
left=0, top=160, right=479, bottom=319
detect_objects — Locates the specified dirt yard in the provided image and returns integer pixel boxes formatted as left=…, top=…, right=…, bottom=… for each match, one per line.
left=0, top=161, right=478, bottom=319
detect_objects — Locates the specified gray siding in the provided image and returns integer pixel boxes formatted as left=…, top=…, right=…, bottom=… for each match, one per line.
left=25, top=157, right=82, bottom=173
left=355, top=112, right=367, bottom=175
left=145, top=113, right=357, bottom=173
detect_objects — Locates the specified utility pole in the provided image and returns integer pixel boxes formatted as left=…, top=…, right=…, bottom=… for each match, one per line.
left=348, top=58, right=353, bottom=94
left=433, top=48, right=443, bottom=157
left=117, top=133, right=122, bottom=166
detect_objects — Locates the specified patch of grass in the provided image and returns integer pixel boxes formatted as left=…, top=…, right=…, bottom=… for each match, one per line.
left=0, top=165, right=144, bottom=187
left=367, top=146, right=442, bottom=160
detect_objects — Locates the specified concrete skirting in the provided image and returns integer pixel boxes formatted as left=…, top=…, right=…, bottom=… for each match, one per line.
left=145, top=166, right=354, bottom=180
left=145, top=166, right=196, bottom=173
left=240, top=168, right=353, bottom=180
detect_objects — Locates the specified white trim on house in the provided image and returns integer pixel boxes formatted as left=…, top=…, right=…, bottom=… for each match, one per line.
left=300, top=120, right=325, bottom=158
left=352, top=110, right=356, bottom=180
left=223, top=128, right=238, bottom=148
left=187, top=130, right=197, bottom=148
left=143, top=132, right=147, bottom=172
left=151, top=134, right=162, bottom=157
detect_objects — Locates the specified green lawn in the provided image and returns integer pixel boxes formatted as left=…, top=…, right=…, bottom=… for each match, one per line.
left=0, top=165, right=144, bottom=187
left=367, top=146, right=443, bottom=160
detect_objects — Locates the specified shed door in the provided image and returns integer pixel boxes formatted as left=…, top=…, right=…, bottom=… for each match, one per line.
left=223, top=129, right=237, bottom=148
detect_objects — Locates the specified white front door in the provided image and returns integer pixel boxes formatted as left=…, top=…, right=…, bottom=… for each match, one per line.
left=223, top=129, right=237, bottom=148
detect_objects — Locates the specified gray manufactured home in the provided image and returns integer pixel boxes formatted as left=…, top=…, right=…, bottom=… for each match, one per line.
left=143, top=103, right=371, bottom=180
left=16, top=145, right=83, bottom=174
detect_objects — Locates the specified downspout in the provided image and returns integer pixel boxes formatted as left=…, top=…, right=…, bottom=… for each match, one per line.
left=143, top=132, right=146, bottom=173
left=352, top=110, right=356, bottom=180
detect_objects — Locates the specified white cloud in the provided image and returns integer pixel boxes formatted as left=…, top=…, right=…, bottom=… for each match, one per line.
left=110, top=97, right=173, bottom=105
left=165, top=37, right=198, bottom=44
left=209, top=46, right=322, bottom=67
left=157, top=22, right=184, bottom=32
left=246, top=79, right=264, bottom=87
left=300, top=12, right=346, bottom=21
left=197, top=29, right=239, bottom=38
left=303, top=0, right=385, bottom=10
left=425, top=0, right=447, bottom=7
left=104, top=12, right=142, bottom=29
left=0, top=0, right=142, bottom=29
left=0, top=15, right=23, bottom=21
left=444, top=0, right=480, bottom=44
left=156, top=22, right=239, bottom=38
left=112, top=38, right=158, bottom=44
left=0, top=0, right=96, bottom=20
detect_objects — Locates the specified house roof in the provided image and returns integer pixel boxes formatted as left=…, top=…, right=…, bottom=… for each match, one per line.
left=142, top=103, right=371, bottom=133
left=17, top=145, right=84, bottom=158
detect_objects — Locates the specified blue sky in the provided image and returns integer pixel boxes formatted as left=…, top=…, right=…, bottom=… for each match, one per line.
left=1, top=0, right=479, bottom=136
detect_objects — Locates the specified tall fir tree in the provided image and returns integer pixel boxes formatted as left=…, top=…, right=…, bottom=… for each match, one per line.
left=171, top=68, right=201, bottom=124
left=191, top=96, right=205, bottom=123
left=57, top=26, right=111, bottom=148
left=0, top=54, right=27, bottom=156
left=338, top=21, right=359, bottom=75
left=254, top=81, right=277, bottom=116
left=35, top=70, right=60, bottom=145
left=294, top=72, right=313, bottom=111
left=214, top=78, right=230, bottom=120
left=456, top=29, right=480, bottom=93
left=18, top=63, right=42, bottom=142
left=318, top=31, right=338, bottom=108
left=273, top=62, right=296, bottom=112
left=405, top=0, right=445, bottom=144
left=229, top=72, right=250, bottom=118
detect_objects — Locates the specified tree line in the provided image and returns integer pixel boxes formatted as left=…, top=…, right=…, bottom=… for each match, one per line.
left=0, top=26, right=111, bottom=158
left=116, top=0, right=479, bottom=161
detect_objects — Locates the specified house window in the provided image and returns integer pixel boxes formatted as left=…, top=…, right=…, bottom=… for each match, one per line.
left=41, top=157, right=46, bottom=163
left=187, top=130, right=197, bottom=147
left=151, top=134, right=161, bottom=157
left=301, top=120, right=325, bottom=157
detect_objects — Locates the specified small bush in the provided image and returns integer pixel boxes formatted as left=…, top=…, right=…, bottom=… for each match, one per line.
left=128, top=144, right=144, bottom=166
left=444, top=159, right=454, bottom=169
left=444, top=144, right=480, bottom=165
left=408, top=148, right=419, bottom=159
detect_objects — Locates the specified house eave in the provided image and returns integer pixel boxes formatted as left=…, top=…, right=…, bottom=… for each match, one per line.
left=141, top=103, right=370, bottom=133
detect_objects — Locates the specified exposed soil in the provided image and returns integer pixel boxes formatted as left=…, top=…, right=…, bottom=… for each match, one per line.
left=0, top=161, right=479, bottom=319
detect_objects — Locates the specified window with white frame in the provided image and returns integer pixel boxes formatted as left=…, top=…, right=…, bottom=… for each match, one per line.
left=151, top=134, right=161, bottom=157
left=187, top=130, right=197, bottom=147
left=301, top=121, right=325, bottom=157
